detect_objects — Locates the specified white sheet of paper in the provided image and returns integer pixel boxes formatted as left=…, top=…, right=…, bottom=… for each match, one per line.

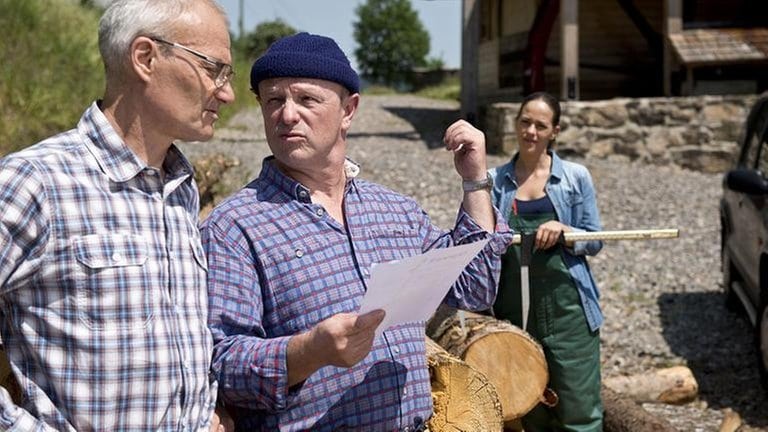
left=358, top=238, right=490, bottom=338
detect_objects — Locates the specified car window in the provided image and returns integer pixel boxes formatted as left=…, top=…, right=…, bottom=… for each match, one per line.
left=745, top=99, right=768, bottom=169
left=744, top=103, right=768, bottom=168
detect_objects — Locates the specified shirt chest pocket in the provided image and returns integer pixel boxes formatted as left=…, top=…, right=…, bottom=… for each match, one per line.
left=261, top=236, right=357, bottom=333
left=73, top=233, right=155, bottom=331
left=368, top=227, right=422, bottom=264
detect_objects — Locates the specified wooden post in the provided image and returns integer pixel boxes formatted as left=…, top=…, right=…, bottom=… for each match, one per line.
left=461, top=0, right=480, bottom=123
left=560, top=0, right=579, bottom=100
left=663, top=0, right=683, bottom=95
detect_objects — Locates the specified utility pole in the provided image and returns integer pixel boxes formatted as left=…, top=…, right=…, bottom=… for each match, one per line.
left=238, top=0, right=244, bottom=38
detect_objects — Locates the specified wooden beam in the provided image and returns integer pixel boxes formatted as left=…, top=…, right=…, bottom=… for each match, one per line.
left=461, top=0, right=480, bottom=123
left=663, top=0, right=683, bottom=95
left=560, top=0, right=579, bottom=100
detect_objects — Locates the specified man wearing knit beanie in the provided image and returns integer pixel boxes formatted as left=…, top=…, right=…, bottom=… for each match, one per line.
left=203, top=32, right=511, bottom=431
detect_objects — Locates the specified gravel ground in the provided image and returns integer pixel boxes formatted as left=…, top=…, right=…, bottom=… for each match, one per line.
left=181, top=94, right=768, bottom=431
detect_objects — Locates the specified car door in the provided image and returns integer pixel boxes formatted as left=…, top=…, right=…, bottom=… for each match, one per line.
left=729, top=99, right=768, bottom=306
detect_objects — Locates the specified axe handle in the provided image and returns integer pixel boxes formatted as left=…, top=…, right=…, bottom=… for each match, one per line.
left=509, top=228, right=679, bottom=245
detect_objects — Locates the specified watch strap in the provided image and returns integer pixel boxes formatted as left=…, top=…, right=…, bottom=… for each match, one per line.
left=462, top=173, right=492, bottom=192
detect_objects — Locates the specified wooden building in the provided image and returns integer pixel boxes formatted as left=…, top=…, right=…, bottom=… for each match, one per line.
left=460, top=0, right=768, bottom=122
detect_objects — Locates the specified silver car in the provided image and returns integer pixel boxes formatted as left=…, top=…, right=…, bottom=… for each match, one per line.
left=720, top=94, right=768, bottom=389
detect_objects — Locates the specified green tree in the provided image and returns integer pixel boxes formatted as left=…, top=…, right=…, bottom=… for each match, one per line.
left=353, top=0, right=430, bottom=88
left=238, top=19, right=297, bottom=60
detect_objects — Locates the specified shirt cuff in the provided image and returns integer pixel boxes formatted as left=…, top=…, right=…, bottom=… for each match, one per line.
left=454, top=206, right=512, bottom=255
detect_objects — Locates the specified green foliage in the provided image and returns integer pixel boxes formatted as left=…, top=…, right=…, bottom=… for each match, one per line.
left=414, top=75, right=460, bottom=101
left=219, top=53, right=258, bottom=125
left=362, top=84, right=398, bottom=95
left=353, top=0, right=430, bottom=88
left=236, top=19, right=297, bottom=60
left=0, top=0, right=103, bottom=156
left=424, top=56, right=445, bottom=71
left=0, top=0, right=256, bottom=156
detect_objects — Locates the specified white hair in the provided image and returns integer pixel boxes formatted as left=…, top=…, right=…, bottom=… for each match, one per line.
left=98, top=0, right=228, bottom=76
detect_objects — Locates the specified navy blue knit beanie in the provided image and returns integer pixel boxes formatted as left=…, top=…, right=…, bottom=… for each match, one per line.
left=251, top=32, right=360, bottom=95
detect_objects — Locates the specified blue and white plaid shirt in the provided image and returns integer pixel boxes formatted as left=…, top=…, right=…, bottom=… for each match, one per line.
left=202, top=157, right=510, bottom=431
left=0, top=102, right=216, bottom=431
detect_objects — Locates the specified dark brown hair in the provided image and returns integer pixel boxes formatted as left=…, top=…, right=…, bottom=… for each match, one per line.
left=515, top=91, right=561, bottom=126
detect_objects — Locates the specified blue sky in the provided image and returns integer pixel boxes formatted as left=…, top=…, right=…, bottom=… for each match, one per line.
left=217, top=0, right=462, bottom=70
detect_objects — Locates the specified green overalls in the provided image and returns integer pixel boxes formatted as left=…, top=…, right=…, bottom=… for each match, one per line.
left=493, top=203, right=603, bottom=432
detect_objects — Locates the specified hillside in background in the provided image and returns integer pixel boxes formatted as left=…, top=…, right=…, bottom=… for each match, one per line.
left=0, top=0, right=103, bottom=155
left=0, top=0, right=256, bottom=157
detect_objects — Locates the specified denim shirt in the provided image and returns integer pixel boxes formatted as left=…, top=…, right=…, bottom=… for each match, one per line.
left=489, top=151, right=604, bottom=332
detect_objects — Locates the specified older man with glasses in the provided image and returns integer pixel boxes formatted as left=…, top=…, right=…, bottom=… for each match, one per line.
left=0, top=0, right=234, bottom=431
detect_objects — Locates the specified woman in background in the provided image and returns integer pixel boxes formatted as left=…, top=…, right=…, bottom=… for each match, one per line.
left=489, top=92, right=604, bottom=431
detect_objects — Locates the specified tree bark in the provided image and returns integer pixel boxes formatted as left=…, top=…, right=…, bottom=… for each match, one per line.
left=426, top=337, right=504, bottom=432
left=602, top=387, right=677, bottom=432
left=426, top=306, right=549, bottom=421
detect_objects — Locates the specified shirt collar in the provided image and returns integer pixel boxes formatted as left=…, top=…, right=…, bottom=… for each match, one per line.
left=501, top=149, right=563, bottom=186
left=259, top=156, right=361, bottom=201
left=78, top=101, right=194, bottom=183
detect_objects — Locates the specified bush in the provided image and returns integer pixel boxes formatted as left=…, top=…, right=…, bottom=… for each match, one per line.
left=236, top=19, right=296, bottom=60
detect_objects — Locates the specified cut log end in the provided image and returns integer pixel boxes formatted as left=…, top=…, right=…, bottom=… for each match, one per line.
left=428, top=306, right=548, bottom=421
left=426, top=338, right=503, bottom=432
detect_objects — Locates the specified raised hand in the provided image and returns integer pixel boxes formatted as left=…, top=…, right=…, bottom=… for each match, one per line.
left=443, top=119, right=488, bottom=182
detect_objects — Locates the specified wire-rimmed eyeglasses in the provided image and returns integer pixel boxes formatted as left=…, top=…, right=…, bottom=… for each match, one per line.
left=151, top=37, right=234, bottom=88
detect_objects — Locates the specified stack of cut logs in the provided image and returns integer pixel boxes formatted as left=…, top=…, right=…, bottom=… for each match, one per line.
left=425, top=306, right=701, bottom=432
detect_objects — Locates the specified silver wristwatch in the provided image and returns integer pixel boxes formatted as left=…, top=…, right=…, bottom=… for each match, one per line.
left=462, top=172, right=492, bottom=192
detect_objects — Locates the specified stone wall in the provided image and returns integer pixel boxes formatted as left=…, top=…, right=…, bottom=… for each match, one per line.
left=485, top=94, right=760, bottom=173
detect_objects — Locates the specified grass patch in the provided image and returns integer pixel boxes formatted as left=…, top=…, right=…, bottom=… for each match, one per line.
left=414, top=76, right=460, bottom=101
left=362, top=84, right=399, bottom=95
left=0, top=0, right=103, bottom=156
left=0, top=0, right=256, bottom=156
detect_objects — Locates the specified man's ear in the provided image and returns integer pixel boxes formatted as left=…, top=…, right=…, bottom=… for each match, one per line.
left=341, top=93, right=360, bottom=131
left=131, top=36, right=156, bottom=83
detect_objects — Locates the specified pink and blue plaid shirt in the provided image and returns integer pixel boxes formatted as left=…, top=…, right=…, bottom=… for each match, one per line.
left=0, top=102, right=216, bottom=431
left=202, top=157, right=510, bottom=431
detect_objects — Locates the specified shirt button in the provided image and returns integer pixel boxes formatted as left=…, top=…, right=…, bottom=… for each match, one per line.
left=299, top=190, right=308, bottom=198
left=315, top=208, right=324, bottom=217
left=295, top=249, right=304, bottom=258
left=392, top=346, right=400, bottom=354
left=111, top=252, right=123, bottom=262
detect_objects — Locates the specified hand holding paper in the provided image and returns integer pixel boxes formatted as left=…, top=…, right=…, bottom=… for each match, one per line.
left=358, top=239, right=491, bottom=338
